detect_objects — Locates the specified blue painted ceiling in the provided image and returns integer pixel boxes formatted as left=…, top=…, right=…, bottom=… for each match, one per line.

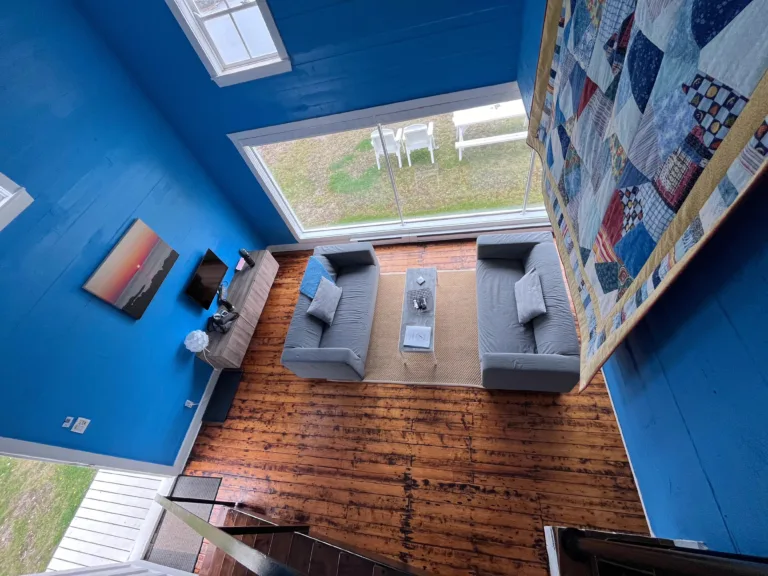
left=75, top=0, right=526, bottom=244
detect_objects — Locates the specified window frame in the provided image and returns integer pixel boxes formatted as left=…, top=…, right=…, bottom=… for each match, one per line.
left=166, top=0, right=291, bottom=87
left=228, top=82, right=550, bottom=245
left=0, top=172, right=33, bottom=234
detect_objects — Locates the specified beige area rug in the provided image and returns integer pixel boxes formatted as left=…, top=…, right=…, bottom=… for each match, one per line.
left=364, top=271, right=482, bottom=387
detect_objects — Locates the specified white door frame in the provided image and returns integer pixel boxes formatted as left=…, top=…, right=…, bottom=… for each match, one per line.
left=228, top=81, right=549, bottom=245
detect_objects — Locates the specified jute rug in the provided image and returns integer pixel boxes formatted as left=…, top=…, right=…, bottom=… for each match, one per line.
left=364, top=271, right=482, bottom=387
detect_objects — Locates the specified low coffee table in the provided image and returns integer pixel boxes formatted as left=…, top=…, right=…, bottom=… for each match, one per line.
left=399, top=267, right=437, bottom=365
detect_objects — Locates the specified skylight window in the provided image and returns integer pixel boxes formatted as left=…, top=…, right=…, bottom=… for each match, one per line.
left=167, top=0, right=291, bottom=87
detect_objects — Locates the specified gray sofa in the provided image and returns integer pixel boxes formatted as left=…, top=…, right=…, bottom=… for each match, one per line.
left=281, top=243, right=379, bottom=381
left=476, top=233, right=580, bottom=392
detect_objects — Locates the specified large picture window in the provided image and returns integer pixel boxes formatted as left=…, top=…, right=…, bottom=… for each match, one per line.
left=230, top=84, right=548, bottom=242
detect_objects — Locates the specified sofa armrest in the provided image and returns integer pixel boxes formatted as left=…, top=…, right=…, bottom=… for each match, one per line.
left=480, top=352, right=579, bottom=393
left=315, top=242, right=378, bottom=269
left=476, top=232, right=552, bottom=260
left=281, top=347, right=366, bottom=381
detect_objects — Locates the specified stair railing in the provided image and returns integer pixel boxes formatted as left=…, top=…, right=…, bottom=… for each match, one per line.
left=155, top=494, right=304, bottom=576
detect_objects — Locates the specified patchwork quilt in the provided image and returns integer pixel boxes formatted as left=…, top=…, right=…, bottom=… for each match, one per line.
left=528, top=0, right=768, bottom=389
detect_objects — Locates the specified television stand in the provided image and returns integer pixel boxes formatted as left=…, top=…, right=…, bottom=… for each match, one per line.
left=198, top=250, right=278, bottom=369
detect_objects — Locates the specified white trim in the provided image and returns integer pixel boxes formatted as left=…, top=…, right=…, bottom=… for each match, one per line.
left=0, top=173, right=33, bottom=233
left=0, top=437, right=176, bottom=476
left=228, top=82, right=539, bottom=243
left=0, top=369, right=221, bottom=476
left=543, top=526, right=561, bottom=576
left=172, top=368, right=221, bottom=472
left=602, top=367, right=654, bottom=536
left=267, top=217, right=553, bottom=252
left=128, top=477, right=176, bottom=561
left=231, top=82, right=521, bottom=146
left=165, top=0, right=291, bottom=87
left=28, top=560, right=195, bottom=576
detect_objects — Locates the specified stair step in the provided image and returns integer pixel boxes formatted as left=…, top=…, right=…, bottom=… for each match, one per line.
left=307, top=541, right=339, bottom=576
left=268, top=533, right=294, bottom=565
left=337, top=551, right=375, bottom=576
left=286, top=532, right=314, bottom=575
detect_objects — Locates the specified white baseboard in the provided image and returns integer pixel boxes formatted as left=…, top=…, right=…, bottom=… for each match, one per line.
left=0, top=436, right=177, bottom=476
left=601, top=367, right=654, bottom=536
left=0, top=369, right=221, bottom=477
left=172, top=368, right=221, bottom=473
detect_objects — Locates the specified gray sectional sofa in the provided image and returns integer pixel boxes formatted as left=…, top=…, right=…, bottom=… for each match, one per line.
left=281, top=243, right=379, bottom=381
left=476, top=233, right=580, bottom=392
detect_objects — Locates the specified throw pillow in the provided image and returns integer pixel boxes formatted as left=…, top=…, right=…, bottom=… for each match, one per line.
left=307, top=277, right=343, bottom=325
left=300, top=256, right=336, bottom=299
left=515, top=270, right=547, bottom=324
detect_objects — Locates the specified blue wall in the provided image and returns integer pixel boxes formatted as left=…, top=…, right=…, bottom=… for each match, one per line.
left=76, top=0, right=524, bottom=245
left=603, top=181, right=768, bottom=555
left=0, top=0, right=263, bottom=466
left=516, top=0, right=546, bottom=117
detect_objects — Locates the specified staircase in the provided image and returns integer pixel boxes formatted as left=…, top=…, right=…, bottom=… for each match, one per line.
left=199, top=508, right=426, bottom=576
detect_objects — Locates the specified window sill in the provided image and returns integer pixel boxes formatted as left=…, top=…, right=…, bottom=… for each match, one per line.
left=0, top=188, right=33, bottom=233
left=212, top=57, right=292, bottom=87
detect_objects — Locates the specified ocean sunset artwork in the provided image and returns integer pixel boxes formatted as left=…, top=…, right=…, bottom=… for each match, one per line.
left=84, top=219, right=178, bottom=319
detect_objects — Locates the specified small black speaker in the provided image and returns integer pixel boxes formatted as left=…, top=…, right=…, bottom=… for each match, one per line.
left=239, top=248, right=256, bottom=267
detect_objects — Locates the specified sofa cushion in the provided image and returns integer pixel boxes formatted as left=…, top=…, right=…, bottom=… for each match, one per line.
left=307, top=277, right=343, bottom=325
left=320, top=263, right=379, bottom=362
left=525, top=242, right=579, bottom=356
left=477, top=232, right=553, bottom=260
left=300, top=255, right=336, bottom=299
left=315, top=242, right=377, bottom=269
left=476, top=258, right=536, bottom=355
left=515, top=270, right=547, bottom=324
left=284, top=293, right=324, bottom=349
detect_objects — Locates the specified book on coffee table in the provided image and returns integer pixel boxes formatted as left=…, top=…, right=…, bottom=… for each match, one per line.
left=403, top=325, right=432, bottom=348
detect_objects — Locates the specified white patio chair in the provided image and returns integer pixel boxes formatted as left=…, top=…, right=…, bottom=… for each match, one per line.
left=402, top=122, right=436, bottom=166
left=371, top=128, right=403, bottom=169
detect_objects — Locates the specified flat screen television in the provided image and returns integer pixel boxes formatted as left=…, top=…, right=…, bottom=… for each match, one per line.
left=185, top=249, right=228, bottom=309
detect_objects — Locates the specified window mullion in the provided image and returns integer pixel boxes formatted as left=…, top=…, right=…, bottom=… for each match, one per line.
left=521, top=149, right=535, bottom=215
left=193, top=12, right=229, bottom=70
left=228, top=12, right=254, bottom=60
left=377, top=123, right=405, bottom=225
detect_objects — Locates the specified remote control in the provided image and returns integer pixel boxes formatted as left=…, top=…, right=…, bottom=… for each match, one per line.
left=239, top=248, right=256, bottom=267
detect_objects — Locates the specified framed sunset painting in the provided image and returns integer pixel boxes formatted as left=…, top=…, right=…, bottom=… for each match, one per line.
left=84, top=219, right=178, bottom=319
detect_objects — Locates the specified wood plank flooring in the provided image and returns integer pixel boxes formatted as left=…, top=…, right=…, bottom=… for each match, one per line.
left=185, top=240, right=647, bottom=576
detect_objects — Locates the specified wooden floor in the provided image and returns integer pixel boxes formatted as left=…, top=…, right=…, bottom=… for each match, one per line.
left=185, top=240, right=648, bottom=576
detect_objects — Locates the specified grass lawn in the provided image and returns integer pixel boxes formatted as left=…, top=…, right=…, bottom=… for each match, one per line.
left=0, top=457, right=96, bottom=576
left=257, top=110, right=544, bottom=231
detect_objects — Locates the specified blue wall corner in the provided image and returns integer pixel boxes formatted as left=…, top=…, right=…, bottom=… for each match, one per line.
left=516, top=0, right=546, bottom=118
left=604, top=181, right=768, bottom=555
left=0, top=0, right=264, bottom=466
left=75, top=0, right=525, bottom=245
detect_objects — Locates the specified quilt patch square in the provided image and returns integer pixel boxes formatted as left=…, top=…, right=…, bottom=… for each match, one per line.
left=614, top=222, right=656, bottom=277
left=652, top=146, right=702, bottom=211
left=684, top=72, right=748, bottom=151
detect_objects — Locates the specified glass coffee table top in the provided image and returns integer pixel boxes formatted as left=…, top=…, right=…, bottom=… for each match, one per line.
left=399, top=267, right=437, bottom=361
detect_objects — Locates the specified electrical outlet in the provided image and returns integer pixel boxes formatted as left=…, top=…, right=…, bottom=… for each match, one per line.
left=71, top=417, right=91, bottom=434
left=62, top=416, right=74, bottom=428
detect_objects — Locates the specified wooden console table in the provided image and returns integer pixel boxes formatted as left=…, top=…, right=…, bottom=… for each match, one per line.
left=198, top=250, right=279, bottom=369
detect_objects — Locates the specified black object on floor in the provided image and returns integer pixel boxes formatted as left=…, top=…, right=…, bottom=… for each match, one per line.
left=203, top=369, right=243, bottom=425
